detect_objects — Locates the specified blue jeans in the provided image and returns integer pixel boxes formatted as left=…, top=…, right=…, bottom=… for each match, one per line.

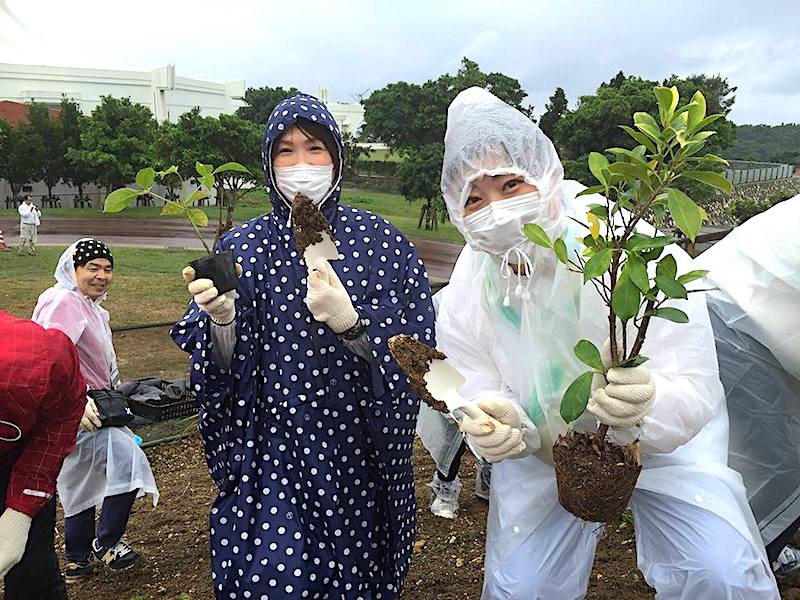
left=63, top=490, right=138, bottom=562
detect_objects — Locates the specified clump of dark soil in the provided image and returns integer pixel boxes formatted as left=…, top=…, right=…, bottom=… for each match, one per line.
left=292, top=193, right=332, bottom=256
left=553, top=429, right=641, bottom=523
left=389, top=334, right=449, bottom=412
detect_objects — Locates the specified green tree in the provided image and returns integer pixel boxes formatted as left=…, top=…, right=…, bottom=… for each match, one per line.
left=362, top=58, right=532, bottom=229
left=67, top=96, right=156, bottom=191
left=60, top=97, right=97, bottom=198
left=236, top=86, right=301, bottom=125
left=395, top=144, right=445, bottom=230
left=538, top=87, right=568, bottom=139
left=212, top=113, right=262, bottom=237
left=153, top=108, right=224, bottom=186
left=27, top=102, right=64, bottom=198
left=724, top=123, right=800, bottom=164
left=1, top=119, right=45, bottom=200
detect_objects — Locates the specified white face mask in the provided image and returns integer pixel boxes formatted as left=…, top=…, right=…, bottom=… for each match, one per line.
left=462, top=191, right=558, bottom=256
left=274, top=164, right=334, bottom=206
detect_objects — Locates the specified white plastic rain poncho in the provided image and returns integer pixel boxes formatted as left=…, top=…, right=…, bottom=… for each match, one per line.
left=696, top=196, right=800, bottom=554
left=436, top=87, right=777, bottom=599
left=31, top=240, right=158, bottom=517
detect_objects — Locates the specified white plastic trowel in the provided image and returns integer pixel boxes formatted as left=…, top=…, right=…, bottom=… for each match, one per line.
left=424, top=358, right=486, bottom=421
left=303, top=230, right=338, bottom=274
left=388, top=334, right=488, bottom=425
left=291, top=193, right=339, bottom=274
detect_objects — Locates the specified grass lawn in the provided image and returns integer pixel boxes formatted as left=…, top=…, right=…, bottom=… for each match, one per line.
left=0, top=188, right=465, bottom=244
left=0, top=246, right=203, bottom=328
left=1, top=246, right=205, bottom=382
left=360, top=148, right=403, bottom=162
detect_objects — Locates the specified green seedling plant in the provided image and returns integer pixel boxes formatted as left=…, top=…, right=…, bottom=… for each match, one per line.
left=103, top=161, right=250, bottom=253
left=524, top=86, right=731, bottom=438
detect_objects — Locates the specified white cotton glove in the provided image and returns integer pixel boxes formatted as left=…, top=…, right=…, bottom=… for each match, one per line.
left=0, top=508, right=33, bottom=578
left=305, top=261, right=359, bottom=334
left=587, top=338, right=656, bottom=428
left=459, top=398, right=536, bottom=463
left=80, top=396, right=103, bottom=431
left=182, top=265, right=242, bottom=325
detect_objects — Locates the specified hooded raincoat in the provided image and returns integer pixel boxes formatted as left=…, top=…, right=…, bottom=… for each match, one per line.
left=696, top=195, right=800, bottom=556
left=31, top=240, right=158, bottom=517
left=171, top=94, right=435, bottom=600
left=436, top=88, right=776, bottom=599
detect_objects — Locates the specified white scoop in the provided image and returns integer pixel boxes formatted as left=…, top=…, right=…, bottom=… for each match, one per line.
left=303, top=231, right=339, bottom=273
left=424, top=358, right=485, bottom=420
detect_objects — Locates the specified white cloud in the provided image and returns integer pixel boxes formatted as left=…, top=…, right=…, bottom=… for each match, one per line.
left=3, top=0, right=798, bottom=124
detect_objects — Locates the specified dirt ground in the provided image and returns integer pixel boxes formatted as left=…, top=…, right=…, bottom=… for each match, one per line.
left=15, top=431, right=798, bottom=600
left=58, top=434, right=656, bottom=600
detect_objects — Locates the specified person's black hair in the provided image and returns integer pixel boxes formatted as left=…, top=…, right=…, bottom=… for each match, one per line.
left=271, top=118, right=340, bottom=181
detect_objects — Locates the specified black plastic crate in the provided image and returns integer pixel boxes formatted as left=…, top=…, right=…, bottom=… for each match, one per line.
left=129, top=389, right=198, bottom=422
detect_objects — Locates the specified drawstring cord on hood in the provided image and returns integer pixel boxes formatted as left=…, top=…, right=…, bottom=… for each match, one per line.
left=499, top=244, right=536, bottom=307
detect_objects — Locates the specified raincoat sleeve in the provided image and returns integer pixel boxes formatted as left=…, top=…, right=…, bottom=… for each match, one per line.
left=7, top=328, right=85, bottom=517
left=628, top=283, right=721, bottom=455
left=353, top=218, right=436, bottom=405
left=434, top=256, right=528, bottom=421
left=170, top=242, right=257, bottom=492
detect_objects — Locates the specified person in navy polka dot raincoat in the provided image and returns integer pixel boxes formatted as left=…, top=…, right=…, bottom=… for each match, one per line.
left=171, top=93, right=435, bottom=599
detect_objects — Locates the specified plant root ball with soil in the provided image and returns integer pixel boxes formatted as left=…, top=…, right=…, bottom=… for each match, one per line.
left=292, top=193, right=333, bottom=256
left=553, top=429, right=642, bottom=523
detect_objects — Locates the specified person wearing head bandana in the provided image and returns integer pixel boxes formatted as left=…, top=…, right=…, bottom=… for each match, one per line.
left=171, top=94, right=434, bottom=599
left=435, top=88, right=778, bottom=599
left=32, top=239, right=159, bottom=582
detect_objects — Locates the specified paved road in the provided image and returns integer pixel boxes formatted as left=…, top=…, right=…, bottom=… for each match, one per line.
left=0, top=218, right=464, bottom=282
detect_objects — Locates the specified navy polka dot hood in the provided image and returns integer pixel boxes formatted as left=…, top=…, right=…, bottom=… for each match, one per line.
left=261, top=93, right=344, bottom=224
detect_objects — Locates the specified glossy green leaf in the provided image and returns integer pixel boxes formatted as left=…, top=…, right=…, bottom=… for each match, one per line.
left=620, top=125, right=657, bottom=153
left=656, top=254, right=677, bottom=280
left=677, top=269, right=709, bottom=285
left=645, top=307, right=689, bottom=323
left=654, top=86, right=679, bottom=125
left=612, top=270, right=641, bottom=322
left=655, top=275, right=688, bottom=299
left=576, top=184, right=605, bottom=197
left=135, top=167, right=156, bottom=190
left=618, top=355, right=649, bottom=368
left=583, top=248, right=613, bottom=283
left=524, top=223, right=552, bottom=248
left=626, top=254, right=650, bottom=292
left=574, top=339, right=604, bottom=371
left=666, top=187, right=706, bottom=243
left=553, top=238, right=568, bottom=265
left=103, top=188, right=139, bottom=213
left=158, top=165, right=180, bottom=178
left=588, top=152, right=610, bottom=187
left=560, top=371, right=595, bottom=423
left=687, top=91, right=707, bottom=129
left=626, top=235, right=678, bottom=251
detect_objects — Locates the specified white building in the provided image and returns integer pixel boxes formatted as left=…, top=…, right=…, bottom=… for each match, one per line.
left=0, top=62, right=245, bottom=123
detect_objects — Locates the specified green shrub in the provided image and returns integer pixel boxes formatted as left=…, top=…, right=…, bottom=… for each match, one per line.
left=729, top=198, right=768, bottom=224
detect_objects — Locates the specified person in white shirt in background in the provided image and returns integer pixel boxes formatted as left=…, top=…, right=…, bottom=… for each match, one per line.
left=17, top=195, right=40, bottom=256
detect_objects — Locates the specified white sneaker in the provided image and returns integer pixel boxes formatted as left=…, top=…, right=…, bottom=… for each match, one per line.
left=428, top=473, right=461, bottom=519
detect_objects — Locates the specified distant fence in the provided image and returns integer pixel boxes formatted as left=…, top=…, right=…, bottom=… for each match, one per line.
left=724, top=160, right=795, bottom=185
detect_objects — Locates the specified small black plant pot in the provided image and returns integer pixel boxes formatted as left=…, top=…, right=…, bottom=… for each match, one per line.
left=189, top=250, right=239, bottom=294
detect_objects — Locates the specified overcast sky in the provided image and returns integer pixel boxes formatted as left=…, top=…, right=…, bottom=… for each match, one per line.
left=3, top=0, right=798, bottom=125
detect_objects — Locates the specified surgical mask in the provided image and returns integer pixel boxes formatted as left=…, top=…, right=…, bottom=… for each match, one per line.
left=274, top=164, right=334, bottom=206
left=462, top=191, right=559, bottom=255
left=463, top=191, right=561, bottom=305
